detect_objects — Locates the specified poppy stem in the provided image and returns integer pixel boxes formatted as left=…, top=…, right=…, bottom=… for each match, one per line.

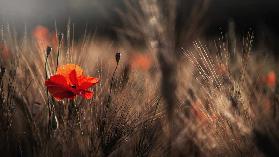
left=45, top=56, right=49, bottom=80
left=56, top=50, right=60, bottom=71
left=45, top=47, right=53, bottom=135
left=45, top=54, right=51, bottom=135
left=108, top=52, right=121, bottom=96
left=109, top=62, right=119, bottom=95
left=68, top=99, right=79, bottom=129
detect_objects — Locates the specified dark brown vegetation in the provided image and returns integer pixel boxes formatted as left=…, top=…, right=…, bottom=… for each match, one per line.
left=0, top=0, right=279, bottom=156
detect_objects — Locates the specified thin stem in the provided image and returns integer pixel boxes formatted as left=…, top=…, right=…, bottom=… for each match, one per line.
left=109, top=62, right=119, bottom=95
left=45, top=54, right=48, bottom=79
left=56, top=44, right=61, bottom=71
left=44, top=53, right=52, bottom=134
left=45, top=54, right=50, bottom=112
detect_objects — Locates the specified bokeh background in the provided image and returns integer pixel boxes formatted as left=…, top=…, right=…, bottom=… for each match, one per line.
left=1, top=0, right=279, bottom=52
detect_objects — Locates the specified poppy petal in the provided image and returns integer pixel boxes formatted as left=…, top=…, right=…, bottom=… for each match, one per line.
left=79, top=76, right=99, bottom=89
left=56, top=64, right=83, bottom=77
left=81, top=91, right=93, bottom=99
left=52, top=92, right=76, bottom=101
left=45, top=75, right=76, bottom=100
left=69, top=69, right=78, bottom=86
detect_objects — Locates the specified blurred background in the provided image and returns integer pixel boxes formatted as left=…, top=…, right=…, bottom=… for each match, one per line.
left=1, top=0, right=279, bottom=52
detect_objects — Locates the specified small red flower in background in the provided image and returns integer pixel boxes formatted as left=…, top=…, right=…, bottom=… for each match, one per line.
left=0, top=43, right=10, bottom=61
left=129, top=53, right=152, bottom=71
left=33, top=25, right=49, bottom=42
left=265, top=71, right=276, bottom=89
left=45, top=64, right=99, bottom=100
left=32, top=25, right=58, bottom=51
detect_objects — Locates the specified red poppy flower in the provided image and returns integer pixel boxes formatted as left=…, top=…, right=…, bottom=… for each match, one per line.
left=45, top=64, right=99, bottom=100
left=265, top=71, right=276, bottom=89
left=32, top=25, right=58, bottom=51
left=129, top=53, right=152, bottom=71
left=33, top=25, right=50, bottom=42
left=0, top=43, right=10, bottom=61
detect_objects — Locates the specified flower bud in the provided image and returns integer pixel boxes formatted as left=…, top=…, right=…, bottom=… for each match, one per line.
left=57, top=33, right=64, bottom=44
left=46, top=46, right=52, bottom=57
left=115, top=52, right=121, bottom=64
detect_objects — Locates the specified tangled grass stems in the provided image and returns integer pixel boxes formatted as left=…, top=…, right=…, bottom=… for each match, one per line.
left=1, top=1, right=279, bottom=156
left=1, top=23, right=279, bottom=156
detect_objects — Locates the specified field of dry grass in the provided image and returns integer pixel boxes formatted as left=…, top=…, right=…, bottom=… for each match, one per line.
left=0, top=0, right=279, bottom=157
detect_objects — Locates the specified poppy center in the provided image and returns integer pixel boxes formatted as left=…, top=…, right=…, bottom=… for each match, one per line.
left=71, top=85, right=77, bottom=89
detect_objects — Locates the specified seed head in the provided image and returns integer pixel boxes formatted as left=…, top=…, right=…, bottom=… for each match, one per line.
left=57, top=33, right=64, bottom=44
left=115, top=52, right=121, bottom=64
left=46, top=46, right=52, bottom=57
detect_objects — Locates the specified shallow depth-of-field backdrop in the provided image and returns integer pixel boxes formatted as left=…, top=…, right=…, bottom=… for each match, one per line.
left=0, top=0, right=279, bottom=156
